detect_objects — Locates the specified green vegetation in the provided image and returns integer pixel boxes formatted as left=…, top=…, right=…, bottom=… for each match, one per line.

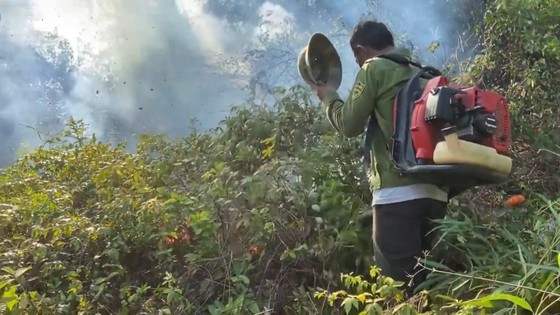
left=1, top=0, right=559, bottom=314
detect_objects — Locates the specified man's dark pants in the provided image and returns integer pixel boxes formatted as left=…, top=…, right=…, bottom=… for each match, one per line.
left=372, top=198, right=447, bottom=294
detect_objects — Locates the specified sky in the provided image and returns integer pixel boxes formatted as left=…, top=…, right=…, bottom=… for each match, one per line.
left=0, top=0, right=471, bottom=166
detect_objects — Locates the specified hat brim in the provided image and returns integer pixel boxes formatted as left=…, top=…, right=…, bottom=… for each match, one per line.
left=297, top=33, right=342, bottom=90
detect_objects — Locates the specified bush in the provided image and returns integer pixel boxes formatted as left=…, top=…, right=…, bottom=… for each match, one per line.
left=0, top=87, right=376, bottom=314
left=462, top=0, right=560, bottom=195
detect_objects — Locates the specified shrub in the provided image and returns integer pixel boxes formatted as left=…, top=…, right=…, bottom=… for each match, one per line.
left=0, top=87, right=376, bottom=314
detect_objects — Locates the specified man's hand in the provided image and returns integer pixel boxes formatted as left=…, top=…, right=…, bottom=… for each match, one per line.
left=308, top=81, right=336, bottom=101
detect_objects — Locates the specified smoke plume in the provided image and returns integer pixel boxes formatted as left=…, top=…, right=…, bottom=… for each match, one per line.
left=0, top=0, right=470, bottom=166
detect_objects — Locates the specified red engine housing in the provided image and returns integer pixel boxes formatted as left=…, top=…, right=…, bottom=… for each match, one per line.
left=395, top=76, right=511, bottom=163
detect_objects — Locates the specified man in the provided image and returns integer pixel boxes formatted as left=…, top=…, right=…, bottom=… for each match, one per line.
left=307, top=20, right=449, bottom=294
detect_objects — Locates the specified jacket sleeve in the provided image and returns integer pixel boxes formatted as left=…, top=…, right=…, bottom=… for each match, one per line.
left=321, top=63, right=378, bottom=138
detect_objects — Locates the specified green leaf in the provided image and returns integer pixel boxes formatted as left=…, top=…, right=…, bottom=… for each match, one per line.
left=0, top=279, right=14, bottom=291
left=14, top=267, right=32, bottom=279
left=1, top=267, right=15, bottom=276
left=6, top=297, right=18, bottom=311
left=232, top=275, right=250, bottom=286
left=247, top=300, right=260, bottom=314
left=160, top=308, right=172, bottom=315
left=461, top=293, right=533, bottom=312
left=342, top=297, right=358, bottom=314
left=1, top=286, right=18, bottom=311
left=1, top=286, right=17, bottom=299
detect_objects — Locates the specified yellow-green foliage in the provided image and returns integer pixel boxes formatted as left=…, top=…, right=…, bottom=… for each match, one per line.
left=0, top=90, right=375, bottom=314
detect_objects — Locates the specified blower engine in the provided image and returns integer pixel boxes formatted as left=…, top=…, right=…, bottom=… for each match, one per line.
left=376, top=53, right=512, bottom=196
left=297, top=33, right=513, bottom=196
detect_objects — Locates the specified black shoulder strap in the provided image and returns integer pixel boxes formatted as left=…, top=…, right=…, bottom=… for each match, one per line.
left=363, top=111, right=386, bottom=173
left=375, top=53, right=423, bottom=69
left=362, top=54, right=429, bottom=173
left=375, top=53, right=441, bottom=78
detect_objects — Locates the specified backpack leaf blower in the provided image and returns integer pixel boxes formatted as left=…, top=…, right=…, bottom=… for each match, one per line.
left=297, top=33, right=513, bottom=197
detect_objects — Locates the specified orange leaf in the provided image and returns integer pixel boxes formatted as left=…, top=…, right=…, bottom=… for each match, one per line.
left=505, top=194, right=526, bottom=208
left=248, top=245, right=262, bottom=255
left=164, top=236, right=176, bottom=245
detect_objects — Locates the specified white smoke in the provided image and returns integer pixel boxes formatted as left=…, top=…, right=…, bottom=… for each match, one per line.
left=0, top=0, right=471, bottom=166
left=254, top=2, right=295, bottom=39
left=176, top=0, right=232, bottom=57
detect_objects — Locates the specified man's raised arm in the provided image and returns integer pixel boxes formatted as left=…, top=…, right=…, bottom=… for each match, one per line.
left=320, top=64, right=378, bottom=138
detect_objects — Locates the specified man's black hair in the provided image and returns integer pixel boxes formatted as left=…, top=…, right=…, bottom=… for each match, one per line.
left=350, top=20, right=394, bottom=52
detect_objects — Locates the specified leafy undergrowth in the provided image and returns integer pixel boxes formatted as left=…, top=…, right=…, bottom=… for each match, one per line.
left=1, top=0, right=560, bottom=314
left=0, top=90, right=376, bottom=314
left=0, top=91, right=558, bottom=315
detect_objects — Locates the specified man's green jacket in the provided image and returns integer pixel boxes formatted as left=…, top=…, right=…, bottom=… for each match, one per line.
left=321, top=47, right=427, bottom=190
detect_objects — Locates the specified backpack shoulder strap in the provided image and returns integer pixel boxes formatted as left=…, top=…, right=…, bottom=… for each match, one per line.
left=362, top=54, right=423, bottom=172
left=374, top=53, right=423, bottom=69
